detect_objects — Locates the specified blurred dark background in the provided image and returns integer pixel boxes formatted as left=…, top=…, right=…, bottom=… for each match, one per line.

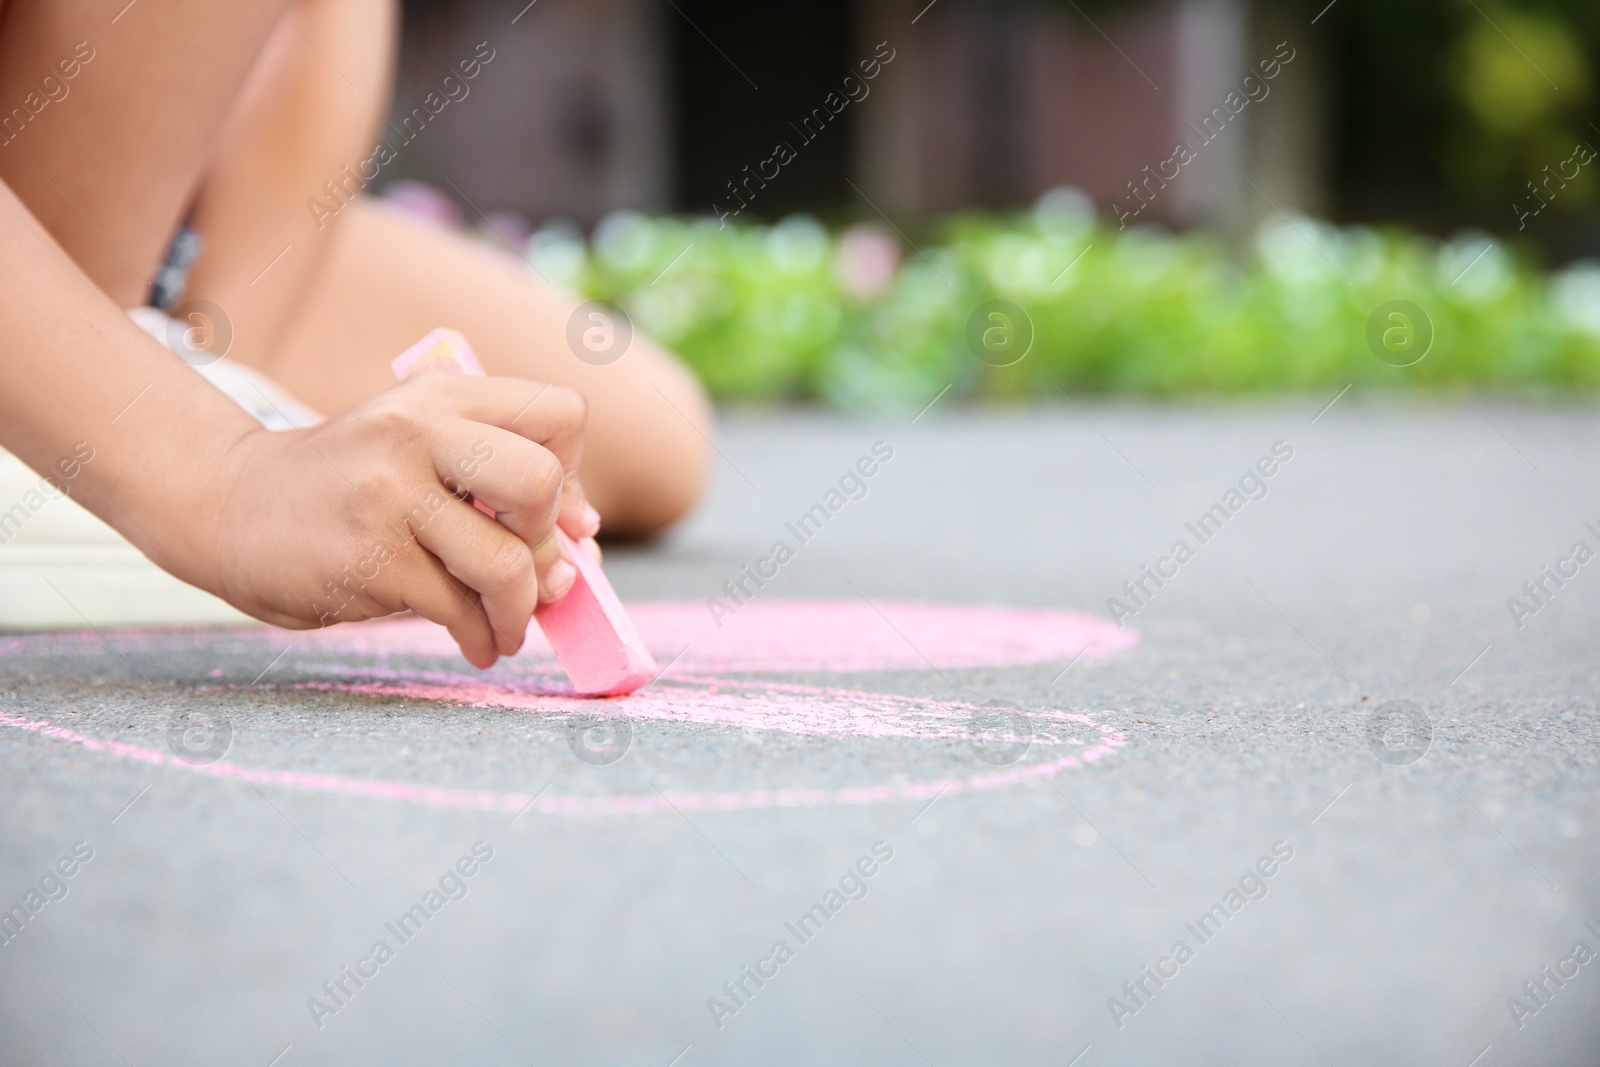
left=394, top=0, right=1600, bottom=261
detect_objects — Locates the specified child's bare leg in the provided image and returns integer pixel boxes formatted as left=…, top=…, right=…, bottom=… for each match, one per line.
left=0, top=0, right=280, bottom=304
left=221, top=200, right=714, bottom=537
left=16, top=0, right=714, bottom=537
left=171, top=0, right=710, bottom=535
left=183, top=0, right=397, bottom=369
left=0, top=0, right=598, bottom=660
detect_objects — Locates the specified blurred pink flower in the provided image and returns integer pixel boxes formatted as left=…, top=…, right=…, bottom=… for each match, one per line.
left=834, top=224, right=901, bottom=300
left=380, top=180, right=463, bottom=230
left=479, top=211, right=533, bottom=256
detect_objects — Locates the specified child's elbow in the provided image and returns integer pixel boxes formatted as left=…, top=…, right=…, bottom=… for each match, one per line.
left=596, top=356, right=714, bottom=538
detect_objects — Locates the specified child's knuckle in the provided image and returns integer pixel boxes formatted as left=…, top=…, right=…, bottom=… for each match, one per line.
left=522, top=449, right=563, bottom=505
left=388, top=406, right=432, bottom=443
left=486, top=537, right=534, bottom=587
left=545, top=386, right=587, bottom=428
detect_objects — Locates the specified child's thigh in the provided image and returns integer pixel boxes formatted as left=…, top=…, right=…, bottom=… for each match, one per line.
left=266, top=199, right=713, bottom=534
left=0, top=0, right=278, bottom=305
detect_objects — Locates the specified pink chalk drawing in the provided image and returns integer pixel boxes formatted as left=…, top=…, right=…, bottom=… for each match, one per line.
left=0, top=700, right=1123, bottom=816
left=294, top=674, right=1112, bottom=747
left=0, top=600, right=1139, bottom=815
left=296, top=598, right=1140, bottom=675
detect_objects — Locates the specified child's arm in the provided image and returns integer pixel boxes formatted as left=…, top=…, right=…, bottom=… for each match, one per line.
left=0, top=178, right=594, bottom=667
left=0, top=179, right=260, bottom=568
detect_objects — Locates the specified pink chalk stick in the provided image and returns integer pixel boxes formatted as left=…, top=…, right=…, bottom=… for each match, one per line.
left=391, top=328, right=659, bottom=695
left=390, top=328, right=486, bottom=379
left=536, top=527, right=659, bottom=695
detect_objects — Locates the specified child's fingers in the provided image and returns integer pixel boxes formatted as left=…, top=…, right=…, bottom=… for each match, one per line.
left=527, top=524, right=576, bottom=605
left=498, top=380, right=597, bottom=539
left=394, top=556, right=500, bottom=669
left=430, top=423, right=561, bottom=526
left=427, top=425, right=576, bottom=604
left=554, top=475, right=597, bottom=540
left=429, top=375, right=599, bottom=538
left=410, top=499, right=537, bottom=658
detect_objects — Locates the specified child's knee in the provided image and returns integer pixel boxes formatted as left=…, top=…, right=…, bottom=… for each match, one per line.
left=603, top=359, right=713, bottom=536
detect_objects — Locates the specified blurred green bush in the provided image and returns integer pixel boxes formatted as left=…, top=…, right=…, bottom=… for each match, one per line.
left=520, top=190, right=1600, bottom=408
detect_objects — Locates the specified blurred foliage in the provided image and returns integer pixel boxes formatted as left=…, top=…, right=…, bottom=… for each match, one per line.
left=1440, top=2, right=1597, bottom=211
left=520, top=191, right=1600, bottom=407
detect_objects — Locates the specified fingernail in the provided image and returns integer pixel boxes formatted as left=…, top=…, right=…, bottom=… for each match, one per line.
left=545, top=559, right=577, bottom=602
left=581, top=502, right=602, bottom=536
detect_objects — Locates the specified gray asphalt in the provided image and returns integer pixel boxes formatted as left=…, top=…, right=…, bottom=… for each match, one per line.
left=2, top=397, right=1598, bottom=1067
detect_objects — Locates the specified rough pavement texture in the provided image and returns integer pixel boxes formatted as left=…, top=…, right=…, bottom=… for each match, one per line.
left=1, top=399, right=1597, bottom=1067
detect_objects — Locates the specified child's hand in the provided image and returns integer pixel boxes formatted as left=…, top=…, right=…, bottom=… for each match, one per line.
left=207, top=373, right=599, bottom=667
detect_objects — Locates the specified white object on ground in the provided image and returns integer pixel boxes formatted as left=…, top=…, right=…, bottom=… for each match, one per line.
left=0, top=309, right=322, bottom=631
